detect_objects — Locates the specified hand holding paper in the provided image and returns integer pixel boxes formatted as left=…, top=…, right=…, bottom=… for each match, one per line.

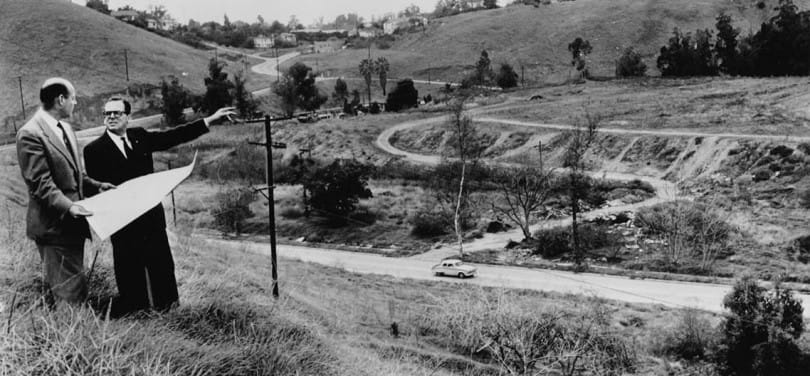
left=76, top=153, right=196, bottom=240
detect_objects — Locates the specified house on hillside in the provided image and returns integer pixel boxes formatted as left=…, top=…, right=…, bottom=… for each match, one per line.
left=254, top=35, right=274, bottom=49
left=146, top=18, right=158, bottom=29
left=383, top=18, right=408, bottom=35
left=314, top=37, right=344, bottom=53
left=111, top=9, right=138, bottom=22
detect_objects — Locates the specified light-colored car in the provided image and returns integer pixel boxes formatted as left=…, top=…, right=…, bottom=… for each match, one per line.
left=431, top=259, right=477, bottom=278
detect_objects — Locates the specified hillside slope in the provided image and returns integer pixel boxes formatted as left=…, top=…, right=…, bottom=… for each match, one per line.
left=296, top=0, right=810, bottom=84
left=0, top=0, right=262, bottom=131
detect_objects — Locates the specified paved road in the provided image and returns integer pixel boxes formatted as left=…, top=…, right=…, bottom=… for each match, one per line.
left=198, top=236, right=810, bottom=316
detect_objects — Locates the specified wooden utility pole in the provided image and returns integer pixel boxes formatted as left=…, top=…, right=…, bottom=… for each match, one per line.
left=275, top=45, right=280, bottom=82
left=124, top=49, right=130, bottom=82
left=521, top=65, right=525, bottom=87
left=537, top=140, right=543, bottom=171
left=17, top=76, right=25, bottom=119
left=168, top=161, right=177, bottom=227
left=263, top=116, right=282, bottom=298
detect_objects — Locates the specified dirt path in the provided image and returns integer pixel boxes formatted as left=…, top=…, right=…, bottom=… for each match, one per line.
left=375, top=109, right=680, bottom=261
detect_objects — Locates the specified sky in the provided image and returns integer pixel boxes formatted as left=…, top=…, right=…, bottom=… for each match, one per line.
left=79, top=0, right=451, bottom=26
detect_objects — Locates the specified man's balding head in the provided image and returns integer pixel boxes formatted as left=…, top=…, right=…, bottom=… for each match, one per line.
left=40, top=78, right=77, bottom=119
left=40, top=78, right=74, bottom=109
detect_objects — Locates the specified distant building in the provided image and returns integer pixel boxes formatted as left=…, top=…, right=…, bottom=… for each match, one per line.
left=253, top=35, right=274, bottom=49
left=110, top=9, right=138, bottom=22
left=314, top=37, right=344, bottom=53
left=146, top=18, right=158, bottom=29
left=357, top=27, right=383, bottom=38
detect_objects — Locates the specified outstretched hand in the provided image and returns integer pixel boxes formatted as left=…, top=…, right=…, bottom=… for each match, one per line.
left=204, top=107, right=238, bottom=125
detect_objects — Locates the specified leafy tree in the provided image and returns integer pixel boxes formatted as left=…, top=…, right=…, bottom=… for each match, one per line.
left=615, top=47, right=647, bottom=77
left=85, top=0, right=110, bottom=14
left=160, top=75, right=189, bottom=126
left=657, top=28, right=717, bottom=76
left=212, top=187, right=256, bottom=236
left=717, top=277, right=805, bottom=376
left=272, top=62, right=327, bottom=117
left=303, top=159, right=373, bottom=221
left=359, top=58, right=376, bottom=103
left=375, top=57, right=390, bottom=96
left=484, top=0, right=498, bottom=9
left=568, top=37, right=592, bottom=79
left=495, top=63, right=519, bottom=88
left=273, top=75, right=297, bottom=117
left=385, top=79, right=419, bottom=112
left=232, top=72, right=257, bottom=118
left=202, top=58, right=234, bottom=114
left=715, top=12, right=740, bottom=74
left=472, top=50, right=494, bottom=86
left=333, top=78, right=349, bottom=104
left=288, top=62, right=327, bottom=112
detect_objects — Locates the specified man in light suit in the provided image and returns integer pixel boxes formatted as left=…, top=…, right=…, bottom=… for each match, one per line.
left=16, top=78, right=115, bottom=304
left=84, top=97, right=234, bottom=317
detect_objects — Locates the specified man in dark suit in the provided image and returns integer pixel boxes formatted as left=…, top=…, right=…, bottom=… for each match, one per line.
left=83, top=97, right=234, bottom=316
left=16, top=77, right=115, bottom=304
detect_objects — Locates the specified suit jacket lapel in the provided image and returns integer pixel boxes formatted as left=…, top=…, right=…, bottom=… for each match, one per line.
left=102, top=131, right=128, bottom=162
left=36, top=114, right=78, bottom=172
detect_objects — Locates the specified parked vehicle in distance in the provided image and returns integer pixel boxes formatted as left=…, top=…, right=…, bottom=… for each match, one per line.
left=431, top=259, right=477, bottom=278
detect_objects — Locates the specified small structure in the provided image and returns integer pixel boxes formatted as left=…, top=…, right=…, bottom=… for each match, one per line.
left=357, top=27, right=383, bottom=38
left=313, top=37, right=344, bottom=53
left=254, top=35, right=274, bottom=49
left=111, top=9, right=138, bottom=22
left=146, top=18, right=158, bottom=29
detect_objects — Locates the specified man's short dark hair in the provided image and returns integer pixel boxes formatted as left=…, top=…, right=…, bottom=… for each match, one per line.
left=107, top=96, right=131, bottom=115
left=40, top=83, right=69, bottom=110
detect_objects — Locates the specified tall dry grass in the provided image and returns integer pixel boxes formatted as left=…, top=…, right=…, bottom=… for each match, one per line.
left=0, top=209, right=339, bottom=376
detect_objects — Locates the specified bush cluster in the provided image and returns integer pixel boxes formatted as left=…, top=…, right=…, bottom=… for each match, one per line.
left=658, top=2, right=810, bottom=77
left=532, top=223, right=619, bottom=259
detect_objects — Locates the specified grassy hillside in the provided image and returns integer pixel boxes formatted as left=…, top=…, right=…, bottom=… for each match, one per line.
left=294, top=0, right=810, bottom=84
left=0, top=0, right=270, bottom=133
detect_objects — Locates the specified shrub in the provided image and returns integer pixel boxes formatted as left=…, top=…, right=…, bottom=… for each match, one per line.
left=211, top=187, right=256, bottom=235
left=409, top=209, right=449, bottom=237
left=533, top=223, right=617, bottom=259
left=716, top=277, right=805, bottom=376
left=385, top=79, right=418, bottom=112
left=635, top=201, right=731, bottom=270
left=302, top=159, right=373, bottom=221
left=655, top=309, right=716, bottom=361
left=615, top=47, right=647, bottom=77
left=495, top=63, right=519, bottom=88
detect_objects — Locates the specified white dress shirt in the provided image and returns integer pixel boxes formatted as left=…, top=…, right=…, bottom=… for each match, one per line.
left=39, top=109, right=72, bottom=149
left=107, top=130, right=132, bottom=158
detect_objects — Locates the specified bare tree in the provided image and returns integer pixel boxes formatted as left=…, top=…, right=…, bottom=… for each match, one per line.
left=562, top=110, right=600, bottom=267
left=444, top=97, right=486, bottom=257
left=492, top=164, right=555, bottom=241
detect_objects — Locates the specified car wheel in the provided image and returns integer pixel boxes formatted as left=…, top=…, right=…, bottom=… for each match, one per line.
left=458, top=272, right=465, bottom=278
left=435, top=272, right=443, bottom=276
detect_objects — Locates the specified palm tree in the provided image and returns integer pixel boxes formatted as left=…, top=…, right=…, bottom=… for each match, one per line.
left=358, top=58, right=375, bottom=104
left=375, top=57, right=390, bottom=96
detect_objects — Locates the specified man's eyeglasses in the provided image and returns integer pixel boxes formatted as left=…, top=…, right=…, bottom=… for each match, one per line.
left=104, top=111, right=125, bottom=118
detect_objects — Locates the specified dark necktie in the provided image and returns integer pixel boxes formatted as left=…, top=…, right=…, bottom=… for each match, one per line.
left=56, top=122, right=76, bottom=162
left=121, top=136, right=132, bottom=158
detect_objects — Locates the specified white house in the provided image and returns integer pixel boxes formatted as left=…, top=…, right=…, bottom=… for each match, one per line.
left=253, top=35, right=274, bottom=49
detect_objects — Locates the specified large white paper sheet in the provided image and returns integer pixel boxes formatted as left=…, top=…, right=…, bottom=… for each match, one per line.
left=77, top=154, right=196, bottom=240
